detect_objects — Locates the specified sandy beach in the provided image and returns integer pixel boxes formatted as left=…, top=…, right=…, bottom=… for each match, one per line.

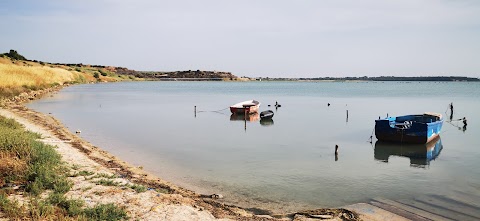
left=0, top=87, right=360, bottom=221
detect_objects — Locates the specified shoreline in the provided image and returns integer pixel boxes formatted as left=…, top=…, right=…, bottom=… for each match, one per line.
left=0, top=84, right=360, bottom=221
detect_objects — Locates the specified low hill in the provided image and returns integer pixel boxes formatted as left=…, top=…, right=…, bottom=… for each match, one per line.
left=0, top=51, right=141, bottom=98
left=0, top=49, right=244, bottom=97
left=129, top=70, right=238, bottom=80
left=1, top=50, right=240, bottom=81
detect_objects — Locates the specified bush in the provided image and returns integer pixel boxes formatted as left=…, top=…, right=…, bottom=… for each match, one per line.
left=0, top=193, right=23, bottom=218
left=0, top=116, right=129, bottom=220
left=129, top=184, right=147, bottom=193
left=2, top=49, right=27, bottom=60
left=94, top=72, right=100, bottom=79
left=99, top=69, right=108, bottom=76
left=0, top=115, right=68, bottom=196
left=84, top=203, right=128, bottom=220
left=48, top=193, right=84, bottom=216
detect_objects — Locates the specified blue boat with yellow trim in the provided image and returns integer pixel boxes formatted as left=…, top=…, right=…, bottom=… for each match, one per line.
left=375, top=112, right=443, bottom=144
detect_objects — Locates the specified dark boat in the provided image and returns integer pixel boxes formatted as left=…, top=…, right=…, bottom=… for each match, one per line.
left=259, top=110, right=274, bottom=119
left=374, top=136, right=443, bottom=167
left=375, top=112, right=443, bottom=144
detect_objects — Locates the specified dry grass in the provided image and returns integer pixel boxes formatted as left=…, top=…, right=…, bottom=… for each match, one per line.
left=0, top=63, right=79, bottom=87
left=0, top=56, right=140, bottom=98
left=0, top=152, right=27, bottom=186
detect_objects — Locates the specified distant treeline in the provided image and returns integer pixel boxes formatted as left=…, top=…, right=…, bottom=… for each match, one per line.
left=131, top=70, right=237, bottom=80
left=261, top=76, right=480, bottom=82
left=302, top=76, right=480, bottom=81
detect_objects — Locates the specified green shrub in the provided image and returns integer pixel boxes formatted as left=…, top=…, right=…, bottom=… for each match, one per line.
left=70, top=170, right=95, bottom=177
left=94, top=179, right=120, bottom=186
left=84, top=203, right=128, bottom=221
left=99, top=69, right=108, bottom=76
left=29, top=198, right=56, bottom=219
left=129, top=184, right=147, bottom=193
left=0, top=193, right=22, bottom=218
left=50, top=82, right=61, bottom=87
left=93, top=173, right=117, bottom=179
left=74, top=74, right=87, bottom=84
left=0, top=116, right=67, bottom=196
left=25, top=140, right=65, bottom=195
left=48, top=193, right=84, bottom=216
left=0, top=116, right=128, bottom=220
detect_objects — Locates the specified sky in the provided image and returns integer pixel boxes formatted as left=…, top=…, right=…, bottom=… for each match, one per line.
left=1, top=0, right=479, bottom=78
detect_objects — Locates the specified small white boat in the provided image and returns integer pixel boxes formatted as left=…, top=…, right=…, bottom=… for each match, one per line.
left=229, top=100, right=260, bottom=114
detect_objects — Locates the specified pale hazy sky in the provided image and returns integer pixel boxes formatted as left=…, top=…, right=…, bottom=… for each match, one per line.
left=1, top=0, right=479, bottom=77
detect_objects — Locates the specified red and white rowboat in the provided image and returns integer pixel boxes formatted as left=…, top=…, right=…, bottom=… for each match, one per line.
left=229, top=100, right=260, bottom=114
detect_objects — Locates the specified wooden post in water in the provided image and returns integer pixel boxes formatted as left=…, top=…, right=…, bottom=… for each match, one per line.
left=194, top=106, right=196, bottom=118
left=345, top=104, right=349, bottom=123
left=335, top=145, right=339, bottom=161
left=346, top=110, right=349, bottom=123
left=244, top=109, right=247, bottom=131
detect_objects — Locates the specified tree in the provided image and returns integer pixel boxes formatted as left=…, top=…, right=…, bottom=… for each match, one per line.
left=2, top=49, right=27, bottom=60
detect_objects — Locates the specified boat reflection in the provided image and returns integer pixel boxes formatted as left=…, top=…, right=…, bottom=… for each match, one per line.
left=260, top=118, right=274, bottom=126
left=374, top=136, right=443, bottom=168
left=230, top=113, right=259, bottom=122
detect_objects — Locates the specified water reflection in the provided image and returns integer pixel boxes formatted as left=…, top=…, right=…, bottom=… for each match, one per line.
left=229, top=113, right=259, bottom=122
left=447, top=120, right=467, bottom=133
left=374, top=136, right=443, bottom=168
left=260, top=118, right=274, bottom=126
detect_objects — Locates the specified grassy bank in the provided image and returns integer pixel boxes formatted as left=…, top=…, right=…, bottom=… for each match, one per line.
left=0, top=57, right=86, bottom=98
left=0, top=55, right=139, bottom=99
left=0, top=115, right=128, bottom=220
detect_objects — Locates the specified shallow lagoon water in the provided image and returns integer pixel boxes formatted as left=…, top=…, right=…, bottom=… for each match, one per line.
left=28, top=81, right=480, bottom=212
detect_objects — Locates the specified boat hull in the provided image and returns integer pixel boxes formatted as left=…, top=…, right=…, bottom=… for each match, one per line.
left=230, top=106, right=259, bottom=114
left=260, top=110, right=274, bottom=119
left=375, top=113, right=443, bottom=144
left=229, top=100, right=260, bottom=114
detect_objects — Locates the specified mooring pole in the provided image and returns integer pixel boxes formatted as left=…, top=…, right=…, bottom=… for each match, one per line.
left=335, top=145, right=339, bottom=162
left=194, top=106, right=196, bottom=118
left=346, top=110, right=349, bottom=123
left=244, top=109, right=247, bottom=131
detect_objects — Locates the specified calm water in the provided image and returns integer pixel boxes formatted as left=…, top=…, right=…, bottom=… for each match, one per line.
left=28, top=81, right=480, bottom=212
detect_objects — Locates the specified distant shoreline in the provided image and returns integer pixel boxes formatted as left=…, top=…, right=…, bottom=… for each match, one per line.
left=2, top=50, right=479, bottom=82
left=252, top=76, right=480, bottom=82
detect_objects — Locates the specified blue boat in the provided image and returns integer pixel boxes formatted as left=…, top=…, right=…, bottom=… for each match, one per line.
left=375, top=112, right=443, bottom=144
